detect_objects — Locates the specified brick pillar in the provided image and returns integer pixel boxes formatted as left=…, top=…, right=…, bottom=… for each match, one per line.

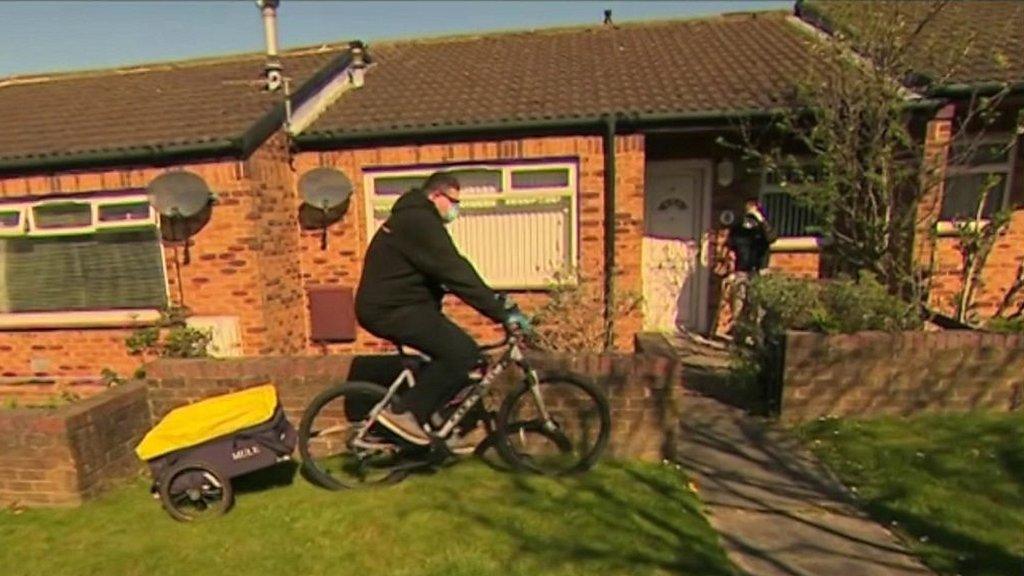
left=914, top=104, right=954, bottom=291
left=612, top=134, right=646, bottom=350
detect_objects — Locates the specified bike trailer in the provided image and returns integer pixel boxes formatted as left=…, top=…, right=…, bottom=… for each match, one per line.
left=135, top=383, right=297, bottom=521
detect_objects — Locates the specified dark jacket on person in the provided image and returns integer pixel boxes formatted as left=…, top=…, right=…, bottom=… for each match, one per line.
left=355, top=188, right=508, bottom=325
left=727, top=213, right=777, bottom=273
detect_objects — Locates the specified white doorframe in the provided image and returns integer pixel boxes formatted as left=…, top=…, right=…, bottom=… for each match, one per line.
left=643, top=159, right=713, bottom=333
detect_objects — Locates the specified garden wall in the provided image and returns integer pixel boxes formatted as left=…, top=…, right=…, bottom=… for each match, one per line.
left=142, top=351, right=684, bottom=462
left=778, top=330, right=1024, bottom=422
left=0, top=381, right=151, bottom=507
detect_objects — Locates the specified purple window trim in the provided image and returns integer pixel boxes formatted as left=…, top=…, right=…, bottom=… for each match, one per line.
left=362, top=156, right=579, bottom=175
left=0, top=188, right=147, bottom=205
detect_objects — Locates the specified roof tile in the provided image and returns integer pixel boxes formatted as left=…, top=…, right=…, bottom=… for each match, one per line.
left=304, top=12, right=817, bottom=137
left=0, top=47, right=348, bottom=162
left=798, top=1, right=1024, bottom=86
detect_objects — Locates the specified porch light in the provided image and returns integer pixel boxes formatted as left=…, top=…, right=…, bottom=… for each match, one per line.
left=716, top=158, right=735, bottom=187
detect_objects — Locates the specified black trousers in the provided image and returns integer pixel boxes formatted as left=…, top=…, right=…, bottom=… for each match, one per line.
left=359, top=305, right=480, bottom=422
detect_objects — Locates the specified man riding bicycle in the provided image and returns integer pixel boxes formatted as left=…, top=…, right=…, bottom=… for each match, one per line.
left=354, top=171, right=532, bottom=448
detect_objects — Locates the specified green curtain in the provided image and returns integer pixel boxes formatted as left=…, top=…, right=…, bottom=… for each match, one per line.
left=0, top=228, right=167, bottom=313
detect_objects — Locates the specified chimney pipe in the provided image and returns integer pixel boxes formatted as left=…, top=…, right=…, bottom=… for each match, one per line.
left=348, top=40, right=367, bottom=88
left=256, top=0, right=283, bottom=91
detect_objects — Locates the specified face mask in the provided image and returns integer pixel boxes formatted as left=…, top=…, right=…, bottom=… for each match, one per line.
left=443, top=203, right=460, bottom=224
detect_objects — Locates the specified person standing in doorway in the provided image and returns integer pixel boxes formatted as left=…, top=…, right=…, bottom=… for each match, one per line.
left=719, top=197, right=776, bottom=337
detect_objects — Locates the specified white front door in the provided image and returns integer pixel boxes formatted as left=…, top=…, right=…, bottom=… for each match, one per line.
left=642, top=161, right=710, bottom=333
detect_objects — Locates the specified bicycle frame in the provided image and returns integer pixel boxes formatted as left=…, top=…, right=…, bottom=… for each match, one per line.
left=351, top=333, right=546, bottom=450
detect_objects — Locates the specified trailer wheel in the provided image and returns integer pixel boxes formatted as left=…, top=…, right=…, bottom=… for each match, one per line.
left=158, top=461, right=233, bottom=522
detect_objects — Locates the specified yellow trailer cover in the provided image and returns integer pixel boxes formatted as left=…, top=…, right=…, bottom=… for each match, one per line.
left=135, top=384, right=279, bottom=461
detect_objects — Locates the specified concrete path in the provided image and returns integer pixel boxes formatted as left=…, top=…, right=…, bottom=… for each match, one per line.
left=635, top=331, right=937, bottom=575
left=675, top=392, right=935, bottom=576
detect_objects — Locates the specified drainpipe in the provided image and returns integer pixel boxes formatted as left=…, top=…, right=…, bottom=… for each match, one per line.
left=602, top=114, right=617, bottom=351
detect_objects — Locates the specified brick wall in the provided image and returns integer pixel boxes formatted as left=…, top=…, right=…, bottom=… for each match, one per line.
left=143, top=351, right=683, bottom=462
left=0, top=329, right=141, bottom=380
left=0, top=132, right=316, bottom=378
left=0, top=381, right=150, bottom=506
left=292, top=133, right=646, bottom=352
left=0, top=158, right=273, bottom=377
left=0, top=130, right=649, bottom=378
left=769, top=251, right=821, bottom=278
left=778, top=330, right=1024, bottom=422
left=245, top=133, right=308, bottom=355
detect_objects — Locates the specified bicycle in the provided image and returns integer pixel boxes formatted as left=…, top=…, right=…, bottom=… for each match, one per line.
left=297, top=327, right=612, bottom=489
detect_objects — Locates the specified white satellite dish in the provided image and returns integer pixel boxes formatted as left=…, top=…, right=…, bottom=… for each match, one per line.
left=146, top=171, right=212, bottom=218
left=298, top=167, right=352, bottom=249
left=146, top=171, right=212, bottom=264
left=299, top=167, right=352, bottom=210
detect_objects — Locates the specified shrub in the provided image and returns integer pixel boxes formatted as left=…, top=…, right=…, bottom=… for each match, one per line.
left=986, top=317, right=1024, bottom=333
left=737, top=271, right=921, bottom=341
left=529, top=267, right=642, bottom=354
left=817, top=272, right=922, bottom=333
left=126, top=306, right=212, bottom=359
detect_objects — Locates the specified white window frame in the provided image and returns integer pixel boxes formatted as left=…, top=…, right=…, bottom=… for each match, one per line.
left=759, top=163, right=825, bottom=251
left=0, top=191, right=167, bottom=327
left=0, top=204, right=28, bottom=237
left=18, top=193, right=158, bottom=237
left=936, top=133, right=1017, bottom=235
left=363, top=160, right=579, bottom=289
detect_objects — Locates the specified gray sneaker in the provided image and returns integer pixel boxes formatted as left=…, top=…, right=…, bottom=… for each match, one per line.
left=377, top=408, right=430, bottom=445
left=446, top=434, right=478, bottom=456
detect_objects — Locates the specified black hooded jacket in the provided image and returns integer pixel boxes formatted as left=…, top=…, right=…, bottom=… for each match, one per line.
left=354, top=188, right=508, bottom=324
left=727, top=213, right=776, bottom=273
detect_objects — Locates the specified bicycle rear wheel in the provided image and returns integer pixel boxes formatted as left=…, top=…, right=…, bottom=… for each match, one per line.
left=495, top=374, right=611, bottom=475
left=298, top=381, right=415, bottom=490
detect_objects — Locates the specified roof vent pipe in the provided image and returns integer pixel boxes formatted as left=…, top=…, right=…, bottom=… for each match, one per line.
left=256, top=0, right=284, bottom=92
left=348, top=40, right=367, bottom=88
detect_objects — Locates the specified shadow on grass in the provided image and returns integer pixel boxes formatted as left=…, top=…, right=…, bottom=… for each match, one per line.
left=865, top=500, right=1022, bottom=576
left=418, top=460, right=735, bottom=576
left=792, top=414, right=1024, bottom=576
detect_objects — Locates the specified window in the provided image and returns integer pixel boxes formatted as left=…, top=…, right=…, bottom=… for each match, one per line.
left=940, top=136, right=1016, bottom=221
left=0, top=193, right=167, bottom=314
left=0, top=207, right=24, bottom=236
left=365, top=161, right=578, bottom=289
left=760, top=166, right=824, bottom=239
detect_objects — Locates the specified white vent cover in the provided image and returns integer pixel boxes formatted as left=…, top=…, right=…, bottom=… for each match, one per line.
left=186, top=315, right=243, bottom=358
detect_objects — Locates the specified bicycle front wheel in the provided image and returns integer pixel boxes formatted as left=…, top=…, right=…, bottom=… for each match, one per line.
left=495, top=374, right=611, bottom=475
left=298, top=381, right=410, bottom=490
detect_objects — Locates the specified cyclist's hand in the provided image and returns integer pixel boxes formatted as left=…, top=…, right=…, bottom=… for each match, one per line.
left=504, top=307, right=536, bottom=337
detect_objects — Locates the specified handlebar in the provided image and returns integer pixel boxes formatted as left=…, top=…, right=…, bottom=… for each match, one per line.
left=479, top=323, right=536, bottom=353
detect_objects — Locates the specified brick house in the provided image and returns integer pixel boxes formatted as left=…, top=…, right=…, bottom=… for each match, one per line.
left=0, top=4, right=1021, bottom=381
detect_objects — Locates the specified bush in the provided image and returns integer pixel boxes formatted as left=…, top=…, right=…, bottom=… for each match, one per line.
left=530, top=267, right=642, bottom=354
left=817, top=272, right=922, bottom=333
left=126, top=307, right=212, bottom=359
left=735, top=271, right=922, bottom=351
left=986, top=317, right=1024, bottom=333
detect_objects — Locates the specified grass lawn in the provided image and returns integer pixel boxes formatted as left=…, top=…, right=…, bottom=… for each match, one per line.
left=796, top=411, right=1024, bottom=576
left=0, top=459, right=733, bottom=576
